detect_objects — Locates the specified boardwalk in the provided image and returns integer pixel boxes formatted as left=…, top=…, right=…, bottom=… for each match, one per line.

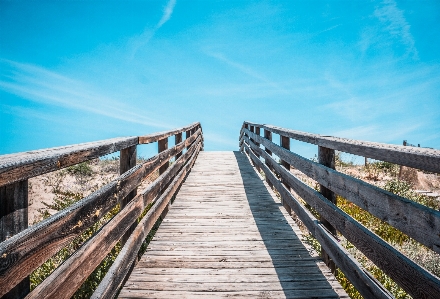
left=119, top=151, right=347, bottom=298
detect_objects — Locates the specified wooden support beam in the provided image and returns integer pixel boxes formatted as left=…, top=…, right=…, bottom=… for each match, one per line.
left=175, top=133, right=183, bottom=160
left=158, top=138, right=169, bottom=175
left=264, top=129, right=273, bottom=187
left=186, top=130, right=191, bottom=150
left=120, top=145, right=137, bottom=245
left=0, top=180, right=29, bottom=299
left=158, top=138, right=169, bottom=219
left=318, top=146, right=337, bottom=274
left=280, top=135, right=291, bottom=215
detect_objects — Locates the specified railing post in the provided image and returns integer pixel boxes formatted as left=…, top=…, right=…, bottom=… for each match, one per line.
left=186, top=129, right=191, bottom=150
left=0, top=180, right=30, bottom=299
left=280, top=135, right=292, bottom=215
left=255, top=127, right=261, bottom=157
left=120, top=145, right=137, bottom=245
left=242, top=124, right=249, bottom=153
left=318, top=146, right=337, bottom=274
left=158, top=138, right=169, bottom=218
left=249, top=126, right=261, bottom=172
left=264, top=129, right=273, bottom=188
left=158, top=138, right=169, bottom=175
left=175, top=133, right=183, bottom=160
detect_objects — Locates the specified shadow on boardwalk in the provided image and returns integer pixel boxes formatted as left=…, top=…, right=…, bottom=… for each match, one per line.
left=233, top=151, right=342, bottom=298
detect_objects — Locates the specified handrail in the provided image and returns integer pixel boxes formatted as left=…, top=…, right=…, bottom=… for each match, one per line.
left=0, top=122, right=201, bottom=187
left=239, top=121, right=440, bottom=299
left=244, top=129, right=440, bottom=253
left=0, top=122, right=203, bottom=298
left=242, top=121, right=440, bottom=173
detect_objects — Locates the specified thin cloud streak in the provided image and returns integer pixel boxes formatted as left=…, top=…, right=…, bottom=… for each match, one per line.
left=206, top=51, right=288, bottom=93
left=331, top=123, right=423, bottom=143
left=130, top=0, right=176, bottom=58
left=157, top=0, right=176, bottom=29
left=374, top=0, right=418, bottom=59
left=0, top=59, right=171, bottom=129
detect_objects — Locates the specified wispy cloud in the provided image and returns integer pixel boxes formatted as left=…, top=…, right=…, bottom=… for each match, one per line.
left=157, top=0, right=176, bottom=29
left=130, top=0, right=177, bottom=58
left=330, top=123, right=423, bottom=143
left=0, top=59, right=171, bottom=128
left=317, top=24, right=341, bottom=35
left=374, top=0, right=418, bottom=59
left=205, top=51, right=287, bottom=93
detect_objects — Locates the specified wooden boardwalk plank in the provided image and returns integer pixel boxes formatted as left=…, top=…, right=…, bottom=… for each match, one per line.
left=119, top=151, right=347, bottom=299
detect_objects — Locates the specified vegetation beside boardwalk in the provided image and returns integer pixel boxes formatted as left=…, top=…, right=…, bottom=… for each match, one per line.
left=29, top=158, right=160, bottom=298
left=300, top=154, right=440, bottom=299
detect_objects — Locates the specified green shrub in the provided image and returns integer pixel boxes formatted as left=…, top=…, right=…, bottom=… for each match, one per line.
left=67, top=162, right=93, bottom=176
left=31, top=187, right=121, bottom=298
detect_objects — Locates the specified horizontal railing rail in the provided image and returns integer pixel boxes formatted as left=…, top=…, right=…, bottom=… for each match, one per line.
left=239, top=121, right=440, bottom=299
left=241, top=122, right=440, bottom=173
left=0, top=122, right=203, bottom=298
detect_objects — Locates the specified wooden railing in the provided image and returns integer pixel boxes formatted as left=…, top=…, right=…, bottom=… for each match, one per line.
left=240, top=121, right=440, bottom=299
left=0, top=122, right=203, bottom=299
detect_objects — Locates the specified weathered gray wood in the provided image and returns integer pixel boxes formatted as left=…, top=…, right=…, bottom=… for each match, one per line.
left=138, top=122, right=199, bottom=145
left=244, top=137, right=440, bottom=298
left=244, top=121, right=440, bottom=173
left=245, top=128, right=440, bottom=254
left=116, top=151, right=346, bottom=299
left=0, top=137, right=138, bottom=187
left=120, top=145, right=137, bottom=245
left=27, top=139, right=202, bottom=299
left=91, top=143, right=201, bottom=299
left=263, top=129, right=273, bottom=188
left=280, top=135, right=291, bottom=215
left=186, top=130, right=191, bottom=150
left=0, top=131, right=202, bottom=297
left=175, top=133, right=183, bottom=160
left=0, top=180, right=29, bottom=299
left=243, top=141, right=396, bottom=299
left=158, top=138, right=169, bottom=175
left=318, top=146, right=337, bottom=273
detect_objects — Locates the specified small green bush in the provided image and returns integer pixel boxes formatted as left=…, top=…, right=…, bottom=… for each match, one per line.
left=67, top=162, right=93, bottom=176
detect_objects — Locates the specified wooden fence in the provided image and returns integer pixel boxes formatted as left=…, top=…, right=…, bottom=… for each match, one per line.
left=0, top=122, right=203, bottom=299
left=240, top=121, right=440, bottom=299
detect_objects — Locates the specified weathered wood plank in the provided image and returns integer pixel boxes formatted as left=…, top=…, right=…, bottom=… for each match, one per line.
left=244, top=121, right=440, bottom=173
left=243, top=142, right=394, bottom=299
left=91, top=143, right=201, bottom=299
left=117, top=151, right=346, bottom=299
left=118, top=290, right=347, bottom=299
left=158, top=138, right=169, bottom=175
left=0, top=180, right=29, bottom=299
left=245, top=128, right=440, bottom=254
left=244, top=139, right=440, bottom=299
left=138, top=122, right=200, bottom=144
left=120, top=145, right=137, bottom=245
left=0, top=137, right=138, bottom=187
left=0, top=132, right=202, bottom=297
left=27, top=140, right=202, bottom=299
left=175, top=133, right=182, bottom=160
left=318, top=146, right=337, bottom=273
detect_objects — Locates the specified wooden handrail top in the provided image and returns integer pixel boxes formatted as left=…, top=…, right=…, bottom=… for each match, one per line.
left=139, top=122, right=200, bottom=144
left=0, top=122, right=201, bottom=187
left=243, top=121, right=440, bottom=173
left=0, top=137, right=138, bottom=187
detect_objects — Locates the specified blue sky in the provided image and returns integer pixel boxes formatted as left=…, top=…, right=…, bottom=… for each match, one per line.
left=1, top=0, right=439, bottom=159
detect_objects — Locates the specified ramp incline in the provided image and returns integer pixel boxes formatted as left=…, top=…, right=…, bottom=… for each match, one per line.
left=119, top=151, right=347, bottom=298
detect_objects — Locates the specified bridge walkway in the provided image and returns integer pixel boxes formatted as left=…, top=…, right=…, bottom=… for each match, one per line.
left=119, top=151, right=348, bottom=298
